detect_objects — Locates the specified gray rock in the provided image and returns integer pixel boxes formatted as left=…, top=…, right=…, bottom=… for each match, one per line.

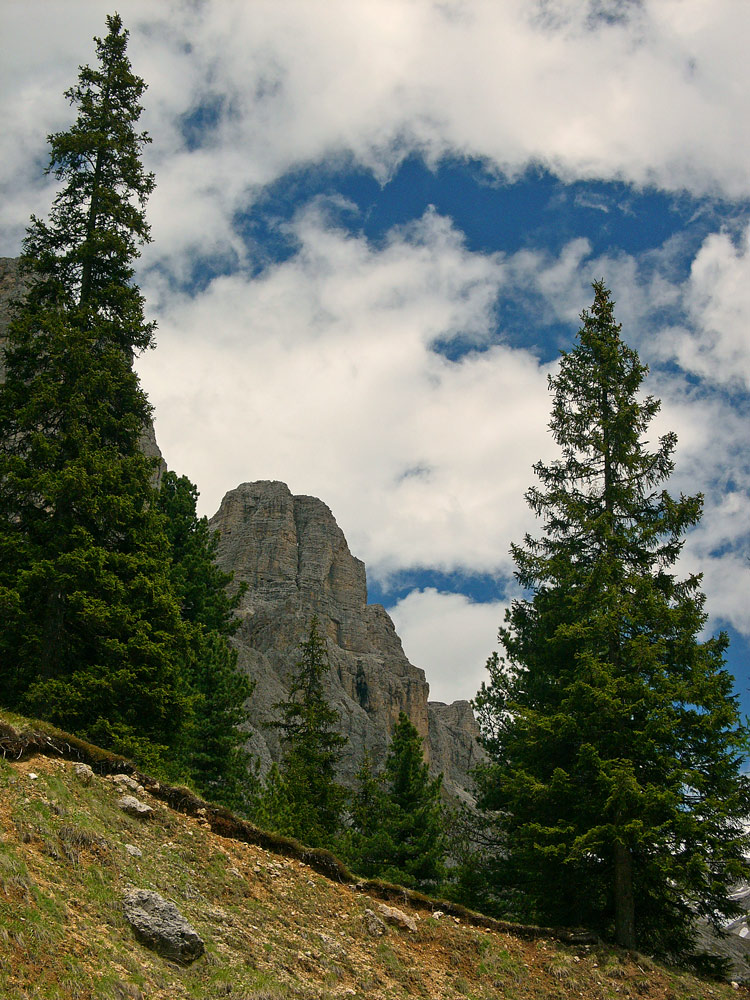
left=111, top=773, right=144, bottom=794
left=210, top=480, right=484, bottom=798
left=125, top=844, right=143, bottom=858
left=122, top=889, right=204, bottom=963
left=376, top=903, right=418, bottom=933
left=0, top=257, right=28, bottom=383
left=118, top=796, right=153, bottom=819
left=362, top=908, right=387, bottom=937
left=73, top=763, right=95, bottom=784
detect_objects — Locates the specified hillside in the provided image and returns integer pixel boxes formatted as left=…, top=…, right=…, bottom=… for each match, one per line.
left=0, top=713, right=746, bottom=1000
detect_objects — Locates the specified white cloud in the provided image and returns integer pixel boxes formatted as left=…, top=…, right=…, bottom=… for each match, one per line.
left=133, top=209, right=750, bottom=646
left=3, top=0, right=750, bottom=262
left=389, top=588, right=509, bottom=704
left=137, top=206, right=557, bottom=578
left=666, top=227, right=750, bottom=389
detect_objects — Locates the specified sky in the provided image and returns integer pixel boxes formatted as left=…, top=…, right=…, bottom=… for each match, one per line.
left=1, top=0, right=749, bottom=712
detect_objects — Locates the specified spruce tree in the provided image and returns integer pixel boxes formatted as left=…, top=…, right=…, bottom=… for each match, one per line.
left=0, top=15, right=187, bottom=765
left=344, top=713, right=445, bottom=891
left=156, top=473, right=255, bottom=809
left=473, top=282, right=750, bottom=955
left=257, top=617, right=347, bottom=847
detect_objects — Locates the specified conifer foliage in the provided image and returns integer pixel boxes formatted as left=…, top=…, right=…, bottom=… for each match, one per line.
left=345, top=712, right=445, bottom=891
left=257, top=618, right=348, bottom=847
left=0, top=15, right=186, bottom=764
left=156, top=473, right=254, bottom=809
left=473, top=282, right=750, bottom=955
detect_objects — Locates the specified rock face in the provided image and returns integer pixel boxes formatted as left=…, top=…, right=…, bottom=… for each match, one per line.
left=0, top=257, right=28, bottom=382
left=210, top=480, right=484, bottom=799
left=0, top=257, right=482, bottom=799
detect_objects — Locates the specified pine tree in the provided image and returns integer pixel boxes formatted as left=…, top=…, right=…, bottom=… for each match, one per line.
left=257, top=617, right=348, bottom=847
left=156, top=473, right=255, bottom=810
left=473, top=282, right=750, bottom=955
left=0, top=15, right=188, bottom=766
left=344, top=713, right=445, bottom=891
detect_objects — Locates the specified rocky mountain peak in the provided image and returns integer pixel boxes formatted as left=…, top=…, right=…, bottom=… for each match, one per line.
left=211, top=480, right=483, bottom=799
left=0, top=258, right=482, bottom=800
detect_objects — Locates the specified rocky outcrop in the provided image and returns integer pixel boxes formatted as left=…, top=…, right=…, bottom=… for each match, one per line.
left=0, top=257, right=28, bottom=381
left=428, top=700, right=484, bottom=798
left=210, top=480, right=483, bottom=799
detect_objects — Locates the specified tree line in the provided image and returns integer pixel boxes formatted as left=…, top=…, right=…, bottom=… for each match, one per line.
left=1, top=13, right=748, bottom=967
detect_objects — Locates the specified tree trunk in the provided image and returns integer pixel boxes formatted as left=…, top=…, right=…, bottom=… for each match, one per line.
left=614, top=840, right=636, bottom=948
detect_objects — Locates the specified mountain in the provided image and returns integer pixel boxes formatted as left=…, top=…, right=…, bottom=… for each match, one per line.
left=210, top=480, right=484, bottom=799
left=0, top=256, right=482, bottom=799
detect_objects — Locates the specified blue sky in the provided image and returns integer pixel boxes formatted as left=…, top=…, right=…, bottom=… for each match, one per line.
left=1, top=1, right=749, bottom=712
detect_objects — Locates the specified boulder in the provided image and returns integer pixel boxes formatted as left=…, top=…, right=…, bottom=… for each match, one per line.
left=123, top=889, right=204, bottom=963
left=118, top=796, right=153, bottom=819
left=376, top=903, right=418, bottom=933
left=73, top=763, right=95, bottom=784
left=362, top=908, right=387, bottom=937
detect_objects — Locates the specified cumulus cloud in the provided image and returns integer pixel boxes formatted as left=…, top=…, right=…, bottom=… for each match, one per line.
left=3, top=0, right=750, bottom=263
left=136, top=206, right=557, bottom=577
left=656, top=227, right=750, bottom=389
left=389, top=588, right=509, bottom=704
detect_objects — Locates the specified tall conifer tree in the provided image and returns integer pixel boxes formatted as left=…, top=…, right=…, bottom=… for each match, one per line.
left=257, top=618, right=347, bottom=847
left=0, top=15, right=187, bottom=763
left=156, top=472, right=254, bottom=809
left=474, top=282, right=750, bottom=955
left=344, top=712, right=445, bottom=890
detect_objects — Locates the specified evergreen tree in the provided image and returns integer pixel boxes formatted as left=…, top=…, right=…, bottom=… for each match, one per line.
left=344, top=713, right=445, bottom=890
left=257, top=618, right=347, bottom=847
left=156, top=472, right=255, bottom=810
left=473, top=282, right=750, bottom=955
left=0, top=15, right=188, bottom=766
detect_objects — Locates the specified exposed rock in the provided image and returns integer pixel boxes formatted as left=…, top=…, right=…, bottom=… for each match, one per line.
left=376, top=903, right=418, bottom=933
left=427, top=700, right=485, bottom=801
left=125, top=844, right=143, bottom=858
left=73, top=762, right=95, bottom=784
left=111, top=773, right=145, bottom=795
left=210, top=480, right=483, bottom=797
left=0, top=257, right=28, bottom=382
left=362, top=908, right=387, bottom=937
left=122, top=888, right=204, bottom=963
left=118, top=795, right=153, bottom=819
left=695, top=889, right=750, bottom=984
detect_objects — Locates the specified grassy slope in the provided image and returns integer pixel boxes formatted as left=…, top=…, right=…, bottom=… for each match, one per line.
left=0, top=713, right=747, bottom=1000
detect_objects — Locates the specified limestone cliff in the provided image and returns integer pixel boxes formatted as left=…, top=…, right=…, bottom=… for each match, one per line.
left=210, top=481, right=484, bottom=799
left=0, top=256, right=482, bottom=798
left=0, top=256, right=28, bottom=381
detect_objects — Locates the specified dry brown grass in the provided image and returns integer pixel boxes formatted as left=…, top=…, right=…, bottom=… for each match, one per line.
left=0, top=716, right=748, bottom=1000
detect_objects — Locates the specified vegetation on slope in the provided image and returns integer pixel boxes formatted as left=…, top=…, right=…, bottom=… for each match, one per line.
left=0, top=710, right=748, bottom=1000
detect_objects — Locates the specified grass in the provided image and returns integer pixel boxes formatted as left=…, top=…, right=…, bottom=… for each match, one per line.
left=1, top=715, right=749, bottom=999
